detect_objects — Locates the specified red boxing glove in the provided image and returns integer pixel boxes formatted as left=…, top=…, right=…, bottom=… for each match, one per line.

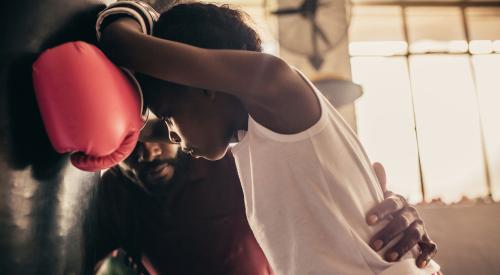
left=32, top=41, right=147, bottom=171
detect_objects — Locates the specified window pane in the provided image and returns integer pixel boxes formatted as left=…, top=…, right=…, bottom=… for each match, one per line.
left=466, top=7, right=500, bottom=54
left=352, top=56, right=422, bottom=203
left=349, top=6, right=407, bottom=56
left=409, top=55, right=488, bottom=203
left=472, top=54, right=500, bottom=201
left=406, top=7, right=467, bottom=53
left=350, top=6, right=405, bottom=42
left=466, top=7, right=500, bottom=40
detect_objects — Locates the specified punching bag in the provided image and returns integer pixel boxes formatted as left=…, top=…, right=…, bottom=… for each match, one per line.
left=0, top=1, right=174, bottom=273
left=0, top=0, right=112, bottom=274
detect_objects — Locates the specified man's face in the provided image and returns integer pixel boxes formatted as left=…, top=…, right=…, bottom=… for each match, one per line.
left=123, top=141, right=180, bottom=190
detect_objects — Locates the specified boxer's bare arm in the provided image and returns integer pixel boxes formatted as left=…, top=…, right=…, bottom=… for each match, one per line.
left=99, top=17, right=320, bottom=134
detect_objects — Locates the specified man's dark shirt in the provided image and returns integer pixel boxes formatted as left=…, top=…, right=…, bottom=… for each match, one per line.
left=83, top=152, right=272, bottom=275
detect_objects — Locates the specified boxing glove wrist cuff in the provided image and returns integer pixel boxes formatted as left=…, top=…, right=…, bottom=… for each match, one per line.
left=96, top=0, right=160, bottom=41
left=121, top=67, right=150, bottom=129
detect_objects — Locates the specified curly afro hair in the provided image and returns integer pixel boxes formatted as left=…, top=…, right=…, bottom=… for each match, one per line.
left=154, top=2, right=262, bottom=52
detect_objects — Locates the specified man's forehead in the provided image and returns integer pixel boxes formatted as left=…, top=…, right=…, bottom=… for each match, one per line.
left=139, top=117, right=171, bottom=142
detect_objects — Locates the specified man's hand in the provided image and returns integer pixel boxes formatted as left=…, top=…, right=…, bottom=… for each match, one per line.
left=366, top=162, right=437, bottom=268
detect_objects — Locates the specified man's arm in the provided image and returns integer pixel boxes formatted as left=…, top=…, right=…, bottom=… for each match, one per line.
left=367, top=162, right=438, bottom=268
left=82, top=172, right=124, bottom=274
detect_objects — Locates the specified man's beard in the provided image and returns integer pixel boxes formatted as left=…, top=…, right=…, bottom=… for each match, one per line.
left=122, top=151, right=189, bottom=196
left=138, top=158, right=178, bottom=187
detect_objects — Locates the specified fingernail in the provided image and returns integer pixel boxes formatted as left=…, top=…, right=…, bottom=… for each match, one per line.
left=387, top=251, right=399, bottom=261
left=372, top=240, right=383, bottom=251
left=419, top=260, right=428, bottom=268
left=368, top=215, right=378, bottom=224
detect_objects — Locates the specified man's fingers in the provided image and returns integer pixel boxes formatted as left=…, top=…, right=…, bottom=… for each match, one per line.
left=369, top=210, right=417, bottom=251
left=366, top=194, right=406, bottom=225
left=384, top=221, right=424, bottom=262
left=372, top=162, right=387, bottom=192
left=416, top=253, right=431, bottom=269
left=416, top=234, right=438, bottom=268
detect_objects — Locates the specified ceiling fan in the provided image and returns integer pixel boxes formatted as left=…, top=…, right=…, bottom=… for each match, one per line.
left=264, top=0, right=351, bottom=70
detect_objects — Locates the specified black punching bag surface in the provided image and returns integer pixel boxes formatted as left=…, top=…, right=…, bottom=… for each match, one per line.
left=0, top=0, right=112, bottom=274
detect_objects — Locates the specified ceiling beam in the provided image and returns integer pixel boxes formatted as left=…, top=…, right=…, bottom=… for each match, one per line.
left=352, top=1, right=500, bottom=7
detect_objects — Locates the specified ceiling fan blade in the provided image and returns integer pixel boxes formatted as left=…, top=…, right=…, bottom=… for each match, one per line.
left=313, top=21, right=332, bottom=47
left=312, top=19, right=319, bottom=58
left=309, top=17, right=324, bottom=70
left=271, top=7, right=303, bottom=15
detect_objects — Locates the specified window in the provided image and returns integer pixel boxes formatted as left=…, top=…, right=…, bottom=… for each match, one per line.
left=406, top=7, right=467, bottom=54
left=351, top=56, right=423, bottom=202
left=350, top=3, right=500, bottom=203
left=409, top=55, right=487, bottom=202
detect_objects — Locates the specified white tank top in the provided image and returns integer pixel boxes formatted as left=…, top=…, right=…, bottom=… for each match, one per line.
left=231, top=70, right=440, bottom=275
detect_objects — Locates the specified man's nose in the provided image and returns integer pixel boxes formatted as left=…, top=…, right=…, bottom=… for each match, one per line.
left=141, top=142, right=163, bottom=162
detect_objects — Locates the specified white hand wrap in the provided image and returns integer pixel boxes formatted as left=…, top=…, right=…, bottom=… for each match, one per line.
left=96, top=0, right=160, bottom=41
